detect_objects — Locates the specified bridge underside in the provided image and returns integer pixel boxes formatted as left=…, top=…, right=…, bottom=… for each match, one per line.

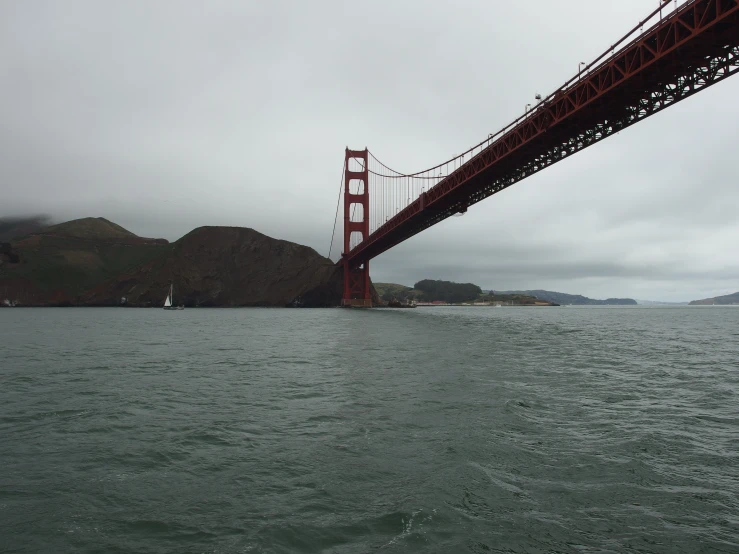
left=345, top=0, right=739, bottom=268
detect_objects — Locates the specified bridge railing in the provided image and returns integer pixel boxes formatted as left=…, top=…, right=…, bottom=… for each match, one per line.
left=471, top=0, right=699, bottom=171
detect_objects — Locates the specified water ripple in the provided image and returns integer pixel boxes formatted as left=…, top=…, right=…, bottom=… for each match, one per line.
left=1, top=306, right=738, bottom=552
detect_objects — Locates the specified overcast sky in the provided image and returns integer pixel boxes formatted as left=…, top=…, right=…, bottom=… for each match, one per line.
left=1, top=0, right=737, bottom=301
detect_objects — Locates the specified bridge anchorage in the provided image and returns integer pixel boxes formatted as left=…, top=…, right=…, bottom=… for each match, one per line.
left=340, top=0, right=739, bottom=307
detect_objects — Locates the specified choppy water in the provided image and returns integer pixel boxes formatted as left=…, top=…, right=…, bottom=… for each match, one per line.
left=1, top=306, right=738, bottom=553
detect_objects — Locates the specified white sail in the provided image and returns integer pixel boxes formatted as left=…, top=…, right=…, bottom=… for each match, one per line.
left=164, top=294, right=172, bottom=307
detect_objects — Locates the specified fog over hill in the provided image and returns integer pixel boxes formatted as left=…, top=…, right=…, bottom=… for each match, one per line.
left=0, top=215, right=53, bottom=242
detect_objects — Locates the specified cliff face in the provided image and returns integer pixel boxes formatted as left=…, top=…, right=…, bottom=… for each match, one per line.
left=0, top=221, right=360, bottom=307
left=82, top=226, right=344, bottom=307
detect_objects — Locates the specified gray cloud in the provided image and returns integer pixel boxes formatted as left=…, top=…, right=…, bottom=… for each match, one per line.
left=1, top=0, right=737, bottom=301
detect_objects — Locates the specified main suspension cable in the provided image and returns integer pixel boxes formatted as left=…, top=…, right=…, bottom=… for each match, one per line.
left=327, top=164, right=345, bottom=260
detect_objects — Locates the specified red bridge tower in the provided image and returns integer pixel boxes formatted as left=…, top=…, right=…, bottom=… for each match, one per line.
left=342, top=148, right=371, bottom=307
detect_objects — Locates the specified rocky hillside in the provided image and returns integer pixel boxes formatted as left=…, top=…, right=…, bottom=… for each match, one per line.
left=0, top=218, right=360, bottom=307
left=0, top=218, right=169, bottom=305
left=82, top=226, right=345, bottom=307
left=689, top=292, right=739, bottom=305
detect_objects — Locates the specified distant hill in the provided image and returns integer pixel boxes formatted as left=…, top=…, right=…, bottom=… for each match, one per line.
left=375, top=281, right=548, bottom=305
left=498, top=290, right=637, bottom=305
left=0, top=217, right=358, bottom=307
left=375, top=280, right=483, bottom=303
left=80, top=226, right=348, bottom=307
left=414, top=279, right=482, bottom=303
left=635, top=299, right=689, bottom=306
left=689, top=292, right=739, bottom=305
left=374, top=282, right=414, bottom=301
left=1, top=232, right=170, bottom=303
left=42, top=217, right=149, bottom=242
left=373, top=279, right=482, bottom=303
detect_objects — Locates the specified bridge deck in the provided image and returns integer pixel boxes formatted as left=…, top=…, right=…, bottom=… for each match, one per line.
left=345, top=0, right=739, bottom=267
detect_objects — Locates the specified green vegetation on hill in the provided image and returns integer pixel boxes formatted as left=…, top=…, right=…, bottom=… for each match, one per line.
left=375, top=281, right=636, bottom=306
left=376, top=279, right=484, bottom=303
left=499, top=290, right=636, bottom=305
left=479, top=292, right=544, bottom=305
left=2, top=234, right=171, bottom=297
left=374, top=282, right=414, bottom=302
left=414, top=279, right=482, bottom=303
left=689, top=291, right=739, bottom=305
left=378, top=280, right=537, bottom=304
left=0, top=217, right=173, bottom=301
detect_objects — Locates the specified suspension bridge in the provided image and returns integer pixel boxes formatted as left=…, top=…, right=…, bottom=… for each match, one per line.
left=330, top=0, right=739, bottom=306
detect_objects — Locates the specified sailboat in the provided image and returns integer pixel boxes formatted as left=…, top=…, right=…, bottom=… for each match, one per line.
left=163, top=283, right=184, bottom=310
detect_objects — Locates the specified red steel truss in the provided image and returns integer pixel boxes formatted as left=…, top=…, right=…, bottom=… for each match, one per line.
left=345, top=0, right=739, bottom=267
